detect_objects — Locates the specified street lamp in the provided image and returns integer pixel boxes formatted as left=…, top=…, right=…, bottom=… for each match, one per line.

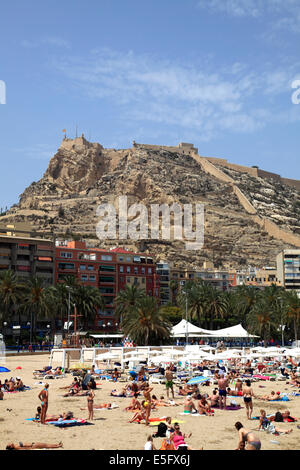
left=66, top=286, right=71, bottom=339
left=27, top=321, right=32, bottom=345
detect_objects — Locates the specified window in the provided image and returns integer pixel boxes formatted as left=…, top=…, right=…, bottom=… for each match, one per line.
left=58, top=262, right=75, bottom=270
left=127, top=277, right=131, bottom=283
left=60, top=252, right=73, bottom=258
left=133, top=256, right=141, bottom=263
left=134, top=267, right=138, bottom=274
left=141, top=267, right=145, bottom=274
left=99, top=287, right=114, bottom=294
left=88, top=265, right=94, bottom=271
left=99, top=276, right=114, bottom=283
left=120, top=266, right=124, bottom=273
left=89, top=275, right=96, bottom=281
left=101, top=255, right=112, bottom=261
left=126, top=266, right=131, bottom=273
left=148, top=268, right=152, bottom=274
left=80, top=265, right=86, bottom=270
left=99, top=265, right=115, bottom=272
left=81, top=274, right=88, bottom=281
left=126, top=256, right=131, bottom=262
left=119, top=256, right=124, bottom=262
left=142, top=278, right=145, bottom=284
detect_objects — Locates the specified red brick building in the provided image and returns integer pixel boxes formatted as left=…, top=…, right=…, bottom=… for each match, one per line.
left=55, top=241, right=159, bottom=331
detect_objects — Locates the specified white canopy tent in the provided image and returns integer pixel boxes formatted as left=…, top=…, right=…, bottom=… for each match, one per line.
left=171, top=320, right=259, bottom=339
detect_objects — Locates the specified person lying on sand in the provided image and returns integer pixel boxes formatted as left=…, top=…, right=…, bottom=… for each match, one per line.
left=259, top=391, right=279, bottom=401
left=6, top=441, right=63, bottom=450
left=227, top=387, right=242, bottom=397
left=258, top=409, right=293, bottom=434
left=81, top=402, right=112, bottom=410
left=63, top=390, right=89, bottom=397
left=59, top=377, right=82, bottom=391
left=111, top=386, right=127, bottom=397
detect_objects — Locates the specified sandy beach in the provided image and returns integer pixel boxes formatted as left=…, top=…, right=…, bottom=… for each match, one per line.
left=0, top=353, right=299, bottom=450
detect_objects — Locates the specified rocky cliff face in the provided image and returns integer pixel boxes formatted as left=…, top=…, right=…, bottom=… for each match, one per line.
left=2, top=137, right=300, bottom=269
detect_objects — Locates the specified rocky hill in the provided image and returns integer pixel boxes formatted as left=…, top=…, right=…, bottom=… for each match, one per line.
left=2, top=135, right=300, bottom=269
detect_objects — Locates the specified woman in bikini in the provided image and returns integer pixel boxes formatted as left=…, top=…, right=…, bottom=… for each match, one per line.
left=143, top=383, right=153, bottom=426
left=38, top=383, right=49, bottom=425
left=242, top=380, right=254, bottom=420
left=235, top=422, right=261, bottom=450
left=87, top=383, right=95, bottom=421
left=129, top=400, right=147, bottom=423
left=6, top=441, right=63, bottom=450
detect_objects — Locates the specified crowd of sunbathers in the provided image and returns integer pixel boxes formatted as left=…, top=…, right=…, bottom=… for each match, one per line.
left=0, top=377, right=26, bottom=396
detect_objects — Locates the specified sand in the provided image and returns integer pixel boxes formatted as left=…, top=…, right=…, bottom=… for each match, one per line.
left=0, top=354, right=299, bottom=450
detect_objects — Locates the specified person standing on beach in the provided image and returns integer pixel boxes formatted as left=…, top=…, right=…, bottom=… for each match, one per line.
left=38, top=383, right=49, bottom=424
left=165, top=367, right=175, bottom=400
left=143, top=383, right=153, bottom=426
left=218, top=373, right=228, bottom=410
left=242, top=380, right=254, bottom=420
left=87, top=382, right=95, bottom=421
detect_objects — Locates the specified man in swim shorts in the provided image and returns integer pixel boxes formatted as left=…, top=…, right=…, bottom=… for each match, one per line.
left=218, top=373, right=228, bottom=410
left=165, top=367, right=175, bottom=400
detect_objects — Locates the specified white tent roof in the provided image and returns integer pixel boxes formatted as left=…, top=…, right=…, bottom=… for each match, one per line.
left=171, top=320, right=258, bottom=338
left=171, top=319, right=211, bottom=337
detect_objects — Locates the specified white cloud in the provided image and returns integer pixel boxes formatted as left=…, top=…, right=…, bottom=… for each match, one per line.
left=197, top=0, right=300, bottom=33
left=51, top=48, right=300, bottom=141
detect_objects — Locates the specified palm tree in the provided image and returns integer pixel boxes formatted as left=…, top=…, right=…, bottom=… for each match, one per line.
left=283, top=290, right=300, bottom=343
left=121, top=296, right=171, bottom=345
left=47, top=283, right=72, bottom=335
left=73, top=285, right=105, bottom=330
left=0, top=270, right=26, bottom=326
left=246, top=296, right=278, bottom=346
left=114, top=285, right=146, bottom=322
left=169, top=279, right=179, bottom=306
left=202, top=285, right=228, bottom=330
left=234, top=285, right=259, bottom=327
left=22, top=277, right=54, bottom=342
left=180, top=281, right=202, bottom=325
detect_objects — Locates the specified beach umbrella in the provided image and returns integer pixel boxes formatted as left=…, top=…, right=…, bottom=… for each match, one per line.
left=187, top=376, right=213, bottom=385
left=95, top=352, right=121, bottom=361
left=0, top=366, right=10, bottom=373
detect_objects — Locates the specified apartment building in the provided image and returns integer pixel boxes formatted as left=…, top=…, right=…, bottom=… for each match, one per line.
left=156, top=261, right=171, bottom=305
left=0, top=234, right=54, bottom=284
left=170, top=265, right=230, bottom=291
left=55, top=241, right=159, bottom=330
left=277, top=250, right=300, bottom=292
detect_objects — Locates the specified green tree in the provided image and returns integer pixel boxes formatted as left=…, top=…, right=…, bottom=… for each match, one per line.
left=115, top=285, right=146, bottom=322
left=0, top=270, right=25, bottom=325
left=121, top=296, right=171, bottom=345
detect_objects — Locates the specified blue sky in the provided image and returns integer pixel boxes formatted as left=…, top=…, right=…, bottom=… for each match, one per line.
left=0, top=0, right=300, bottom=208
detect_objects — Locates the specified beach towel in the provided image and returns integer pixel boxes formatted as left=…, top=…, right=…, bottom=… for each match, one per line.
left=211, top=404, right=242, bottom=410
left=48, top=419, right=92, bottom=427
left=150, top=419, right=184, bottom=426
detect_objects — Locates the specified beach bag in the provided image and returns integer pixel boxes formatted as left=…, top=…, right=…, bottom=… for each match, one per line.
left=160, top=439, right=175, bottom=450
left=154, top=422, right=167, bottom=437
